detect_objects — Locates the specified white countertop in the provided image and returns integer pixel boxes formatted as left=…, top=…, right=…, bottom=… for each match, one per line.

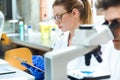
left=0, top=59, right=35, bottom=80
left=8, top=32, right=53, bottom=52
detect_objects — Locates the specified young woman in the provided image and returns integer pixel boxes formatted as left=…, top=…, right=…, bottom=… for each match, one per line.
left=21, top=0, right=93, bottom=79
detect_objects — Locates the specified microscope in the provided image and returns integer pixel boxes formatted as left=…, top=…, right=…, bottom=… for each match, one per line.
left=44, top=24, right=115, bottom=80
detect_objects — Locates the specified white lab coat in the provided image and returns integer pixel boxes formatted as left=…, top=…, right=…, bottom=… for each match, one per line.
left=52, top=31, right=120, bottom=80
left=52, top=30, right=69, bottom=50
left=101, top=41, right=120, bottom=80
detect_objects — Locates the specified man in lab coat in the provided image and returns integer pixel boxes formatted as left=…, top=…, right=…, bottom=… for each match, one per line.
left=95, top=0, right=120, bottom=79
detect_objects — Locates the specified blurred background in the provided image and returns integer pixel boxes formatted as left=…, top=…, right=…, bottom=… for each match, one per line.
left=0, top=0, right=104, bottom=34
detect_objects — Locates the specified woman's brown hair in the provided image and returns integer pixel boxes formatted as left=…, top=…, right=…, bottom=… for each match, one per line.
left=52, top=0, right=92, bottom=24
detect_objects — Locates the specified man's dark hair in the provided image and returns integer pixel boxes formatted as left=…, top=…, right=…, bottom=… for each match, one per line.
left=95, top=0, right=120, bottom=10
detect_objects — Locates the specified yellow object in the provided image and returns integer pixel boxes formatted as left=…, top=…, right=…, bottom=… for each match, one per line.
left=4, top=47, right=32, bottom=70
left=1, top=33, right=11, bottom=45
left=40, top=22, right=51, bottom=40
left=40, top=22, right=58, bottom=40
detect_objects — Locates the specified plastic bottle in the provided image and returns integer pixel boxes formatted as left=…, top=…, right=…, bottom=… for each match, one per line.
left=50, top=28, right=56, bottom=41
left=19, top=21, right=24, bottom=40
left=40, top=22, right=50, bottom=40
left=27, top=26, right=33, bottom=40
left=24, top=24, right=28, bottom=38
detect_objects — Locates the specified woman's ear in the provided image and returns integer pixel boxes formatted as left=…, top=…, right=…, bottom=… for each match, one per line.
left=71, top=8, right=79, bottom=16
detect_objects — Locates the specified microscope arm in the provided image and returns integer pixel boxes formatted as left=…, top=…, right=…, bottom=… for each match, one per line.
left=45, top=45, right=98, bottom=80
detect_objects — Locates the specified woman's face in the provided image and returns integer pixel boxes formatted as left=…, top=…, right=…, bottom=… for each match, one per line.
left=104, top=6, right=120, bottom=50
left=53, top=5, right=80, bottom=32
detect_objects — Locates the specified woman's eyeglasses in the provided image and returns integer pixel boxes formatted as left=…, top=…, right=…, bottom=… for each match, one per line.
left=53, top=10, right=71, bottom=22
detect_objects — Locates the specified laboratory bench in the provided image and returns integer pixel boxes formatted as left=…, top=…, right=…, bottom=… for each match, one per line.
left=7, top=32, right=53, bottom=54
left=9, top=36, right=52, bottom=51
left=3, top=32, right=52, bottom=55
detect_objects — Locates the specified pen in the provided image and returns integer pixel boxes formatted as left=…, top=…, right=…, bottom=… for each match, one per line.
left=0, top=71, right=16, bottom=75
left=14, top=56, right=45, bottom=72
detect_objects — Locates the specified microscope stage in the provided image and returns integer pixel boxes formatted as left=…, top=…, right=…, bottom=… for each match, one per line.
left=68, top=69, right=110, bottom=80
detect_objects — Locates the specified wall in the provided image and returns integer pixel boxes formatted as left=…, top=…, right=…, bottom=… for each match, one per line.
left=20, top=0, right=40, bottom=31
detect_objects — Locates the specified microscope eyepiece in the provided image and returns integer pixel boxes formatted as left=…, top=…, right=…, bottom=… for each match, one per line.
left=79, top=24, right=93, bottom=30
left=103, top=20, right=119, bottom=38
left=109, top=20, right=119, bottom=38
